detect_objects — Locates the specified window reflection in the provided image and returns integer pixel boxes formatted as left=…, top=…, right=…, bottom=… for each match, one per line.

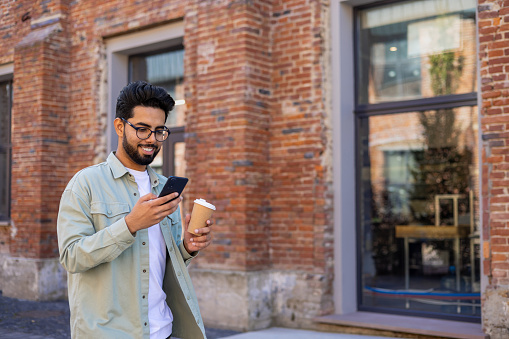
left=359, top=107, right=480, bottom=317
left=0, top=80, right=11, bottom=221
left=357, top=0, right=477, bottom=104
left=174, top=142, right=186, bottom=178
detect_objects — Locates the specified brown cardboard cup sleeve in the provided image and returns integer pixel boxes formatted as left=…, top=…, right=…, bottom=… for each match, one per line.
left=187, top=199, right=216, bottom=235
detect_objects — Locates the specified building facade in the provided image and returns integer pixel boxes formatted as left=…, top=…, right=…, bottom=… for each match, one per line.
left=0, top=0, right=507, bottom=337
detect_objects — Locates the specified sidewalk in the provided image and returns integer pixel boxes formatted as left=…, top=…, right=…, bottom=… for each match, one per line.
left=219, top=327, right=396, bottom=339
left=0, top=292, right=398, bottom=339
left=0, top=327, right=397, bottom=339
left=0, top=327, right=398, bottom=339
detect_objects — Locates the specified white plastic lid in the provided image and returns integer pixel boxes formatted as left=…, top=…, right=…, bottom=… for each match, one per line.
left=194, top=198, right=216, bottom=210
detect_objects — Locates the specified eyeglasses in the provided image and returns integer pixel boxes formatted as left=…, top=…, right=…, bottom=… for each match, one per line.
left=121, top=118, right=170, bottom=142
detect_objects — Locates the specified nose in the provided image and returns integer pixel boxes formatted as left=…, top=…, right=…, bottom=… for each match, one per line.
left=146, top=131, right=158, bottom=143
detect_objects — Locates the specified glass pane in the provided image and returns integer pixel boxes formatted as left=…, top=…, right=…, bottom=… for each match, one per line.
left=151, top=145, right=164, bottom=175
left=359, top=106, right=480, bottom=318
left=357, top=0, right=477, bottom=104
left=130, top=49, right=185, bottom=128
left=0, top=81, right=11, bottom=145
left=0, top=80, right=11, bottom=221
left=174, top=142, right=186, bottom=178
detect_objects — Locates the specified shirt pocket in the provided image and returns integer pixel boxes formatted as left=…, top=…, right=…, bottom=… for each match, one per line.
left=90, top=202, right=130, bottom=231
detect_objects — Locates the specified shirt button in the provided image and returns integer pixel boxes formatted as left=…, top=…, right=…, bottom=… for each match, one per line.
left=142, top=295, right=145, bottom=299
left=169, top=247, right=174, bottom=252
left=143, top=269, right=146, bottom=273
left=142, top=242, right=146, bottom=245
left=177, top=271, right=181, bottom=276
left=134, top=193, right=137, bottom=196
left=187, top=295, right=190, bottom=300
left=144, top=322, right=147, bottom=326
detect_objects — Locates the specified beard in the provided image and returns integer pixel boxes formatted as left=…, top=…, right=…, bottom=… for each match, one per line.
left=122, top=133, right=161, bottom=166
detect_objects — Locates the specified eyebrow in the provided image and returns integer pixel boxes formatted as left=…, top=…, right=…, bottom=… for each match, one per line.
left=133, top=121, right=167, bottom=129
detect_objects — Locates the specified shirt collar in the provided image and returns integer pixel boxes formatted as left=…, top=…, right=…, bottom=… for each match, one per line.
left=107, top=152, right=129, bottom=179
left=107, top=152, right=160, bottom=187
left=146, top=164, right=160, bottom=188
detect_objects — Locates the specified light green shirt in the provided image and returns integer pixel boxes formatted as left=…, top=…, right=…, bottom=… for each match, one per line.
left=57, top=152, right=206, bottom=339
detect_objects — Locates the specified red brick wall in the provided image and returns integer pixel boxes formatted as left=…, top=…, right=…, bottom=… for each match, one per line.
left=269, top=0, right=333, bottom=275
left=2, top=0, right=333, bottom=304
left=0, top=1, right=29, bottom=65
left=8, top=0, right=71, bottom=258
left=183, top=1, right=272, bottom=270
left=478, top=0, right=509, bottom=286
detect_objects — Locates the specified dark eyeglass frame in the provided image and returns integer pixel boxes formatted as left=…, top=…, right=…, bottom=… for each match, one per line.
left=121, top=117, right=170, bottom=142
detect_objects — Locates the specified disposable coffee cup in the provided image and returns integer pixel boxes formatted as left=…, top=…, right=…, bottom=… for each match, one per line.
left=187, top=199, right=216, bottom=235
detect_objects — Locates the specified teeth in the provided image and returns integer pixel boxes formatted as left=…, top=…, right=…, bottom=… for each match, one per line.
left=142, top=147, right=154, bottom=152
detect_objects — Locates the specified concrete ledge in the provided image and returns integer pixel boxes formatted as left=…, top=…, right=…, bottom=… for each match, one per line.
left=0, top=256, right=67, bottom=301
left=190, top=268, right=332, bottom=332
left=190, top=269, right=273, bottom=332
left=315, top=312, right=487, bottom=339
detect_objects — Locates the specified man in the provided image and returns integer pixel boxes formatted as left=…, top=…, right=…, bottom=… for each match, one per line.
left=57, top=81, right=211, bottom=339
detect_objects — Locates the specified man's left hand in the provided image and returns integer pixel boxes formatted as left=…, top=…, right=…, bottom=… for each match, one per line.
left=183, top=214, right=213, bottom=253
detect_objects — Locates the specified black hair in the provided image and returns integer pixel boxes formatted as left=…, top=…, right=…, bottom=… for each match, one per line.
left=115, top=81, right=175, bottom=121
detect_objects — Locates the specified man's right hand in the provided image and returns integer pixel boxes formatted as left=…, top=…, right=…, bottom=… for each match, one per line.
left=125, top=192, right=182, bottom=234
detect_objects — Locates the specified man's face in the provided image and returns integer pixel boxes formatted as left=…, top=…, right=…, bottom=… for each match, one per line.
left=121, top=106, right=166, bottom=168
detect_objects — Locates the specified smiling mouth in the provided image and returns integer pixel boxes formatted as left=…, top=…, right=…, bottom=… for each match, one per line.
left=140, top=145, right=156, bottom=155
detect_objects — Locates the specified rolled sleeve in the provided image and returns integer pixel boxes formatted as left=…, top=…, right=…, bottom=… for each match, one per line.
left=179, top=242, right=199, bottom=266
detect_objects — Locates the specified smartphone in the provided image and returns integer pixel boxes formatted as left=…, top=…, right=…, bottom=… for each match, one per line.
left=158, top=176, right=189, bottom=203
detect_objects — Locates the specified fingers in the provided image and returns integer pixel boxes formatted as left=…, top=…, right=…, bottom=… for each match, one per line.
left=188, top=233, right=213, bottom=250
left=189, top=223, right=213, bottom=242
left=188, top=241, right=211, bottom=251
left=189, top=234, right=210, bottom=242
left=143, top=193, right=181, bottom=222
left=194, top=226, right=211, bottom=235
left=157, top=192, right=181, bottom=205
left=189, top=219, right=213, bottom=237
left=184, top=218, right=214, bottom=251
left=150, top=193, right=181, bottom=212
left=140, top=192, right=158, bottom=201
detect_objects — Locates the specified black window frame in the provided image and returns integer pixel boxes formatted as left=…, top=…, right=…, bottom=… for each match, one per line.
left=353, top=0, right=479, bottom=323
left=0, top=77, right=12, bottom=223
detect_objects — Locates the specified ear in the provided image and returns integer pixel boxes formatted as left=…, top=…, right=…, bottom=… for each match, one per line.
left=114, top=118, right=124, bottom=137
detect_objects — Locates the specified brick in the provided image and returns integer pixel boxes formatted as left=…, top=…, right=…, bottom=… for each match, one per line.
left=479, top=11, right=499, bottom=19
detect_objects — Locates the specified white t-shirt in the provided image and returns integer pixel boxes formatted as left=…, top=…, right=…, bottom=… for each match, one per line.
left=127, top=168, right=173, bottom=339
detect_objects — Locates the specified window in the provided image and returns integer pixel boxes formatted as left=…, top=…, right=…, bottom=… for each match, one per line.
left=129, top=47, right=186, bottom=177
left=357, top=0, right=477, bottom=105
left=0, top=79, right=12, bottom=222
left=355, top=0, right=479, bottom=321
left=105, top=21, right=184, bottom=161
